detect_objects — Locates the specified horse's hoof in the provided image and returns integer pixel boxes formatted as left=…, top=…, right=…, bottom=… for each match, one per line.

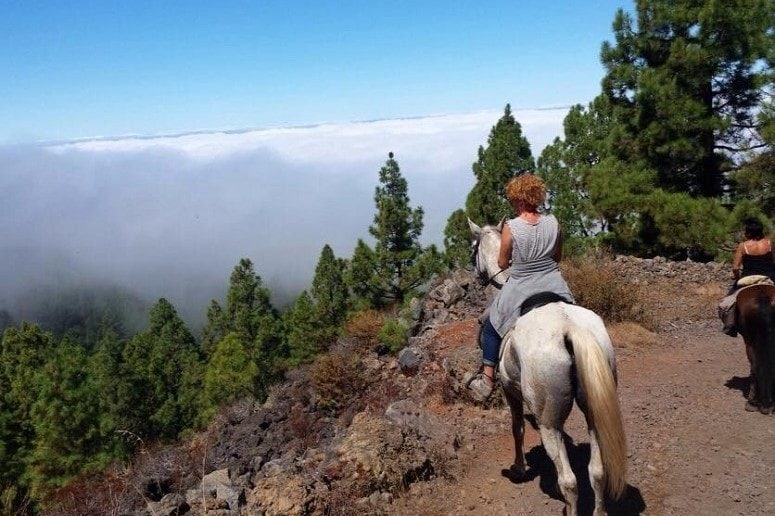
left=745, top=401, right=758, bottom=412
left=510, top=463, right=527, bottom=479
left=501, top=464, right=527, bottom=482
left=758, top=405, right=773, bottom=415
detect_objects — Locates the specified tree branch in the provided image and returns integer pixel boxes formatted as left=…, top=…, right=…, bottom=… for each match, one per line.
left=715, top=143, right=768, bottom=152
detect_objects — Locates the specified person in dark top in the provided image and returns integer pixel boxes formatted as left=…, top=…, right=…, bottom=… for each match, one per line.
left=732, top=218, right=774, bottom=284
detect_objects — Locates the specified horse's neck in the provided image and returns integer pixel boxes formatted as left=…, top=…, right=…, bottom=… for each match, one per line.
left=482, top=234, right=503, bottom=277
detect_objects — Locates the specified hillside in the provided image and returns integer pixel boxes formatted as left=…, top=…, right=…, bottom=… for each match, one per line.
left=49, top=257, right=775, bottom=515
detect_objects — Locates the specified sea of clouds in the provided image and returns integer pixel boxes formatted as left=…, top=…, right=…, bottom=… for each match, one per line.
left=0, top=108, right=566, bottom=326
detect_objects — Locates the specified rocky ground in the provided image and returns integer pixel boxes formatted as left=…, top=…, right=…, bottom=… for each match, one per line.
left=52, top=257, right=775, bottom=515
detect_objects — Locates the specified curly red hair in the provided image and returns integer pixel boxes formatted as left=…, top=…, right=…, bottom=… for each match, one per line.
left=505, top=173, right=546, bottom=207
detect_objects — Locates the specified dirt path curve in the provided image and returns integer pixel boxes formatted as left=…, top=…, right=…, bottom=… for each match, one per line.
left=394, top=319, right=775, bottom=515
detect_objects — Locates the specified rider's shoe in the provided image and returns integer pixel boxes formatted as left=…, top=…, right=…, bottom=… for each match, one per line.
left=722, top=324, right=738, bottom=337
left=467, top=372, right=494, bottom=402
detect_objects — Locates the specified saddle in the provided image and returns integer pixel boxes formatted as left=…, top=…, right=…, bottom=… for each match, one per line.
left=520, top=291, right=569, bottom=316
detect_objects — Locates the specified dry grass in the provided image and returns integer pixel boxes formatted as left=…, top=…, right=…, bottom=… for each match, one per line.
left=44, top=466, right=141, bottom=515
left=311, top=351, right=367, bottom=412
left=344, top=310, right=385, bottom=350
left=563, top=258, right=655, bottom=329
left=362, top=380, right=403, bottom=414
left=606, top=321, right=659, bottom=349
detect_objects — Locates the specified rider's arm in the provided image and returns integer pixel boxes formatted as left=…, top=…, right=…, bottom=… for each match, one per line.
left=732, top=243, right=744, bottom=281
left=553, top=227, right=564, bottom=263
left=498, top=227, right=512, bottom=270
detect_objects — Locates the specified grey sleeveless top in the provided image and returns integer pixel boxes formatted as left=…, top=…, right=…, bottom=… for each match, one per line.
left=489, top=214, right=575, bottom=336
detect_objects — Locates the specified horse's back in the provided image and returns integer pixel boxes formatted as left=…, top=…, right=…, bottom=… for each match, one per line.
left=511, top=302, right=614, bottom=368
left=737, top=285, right=775, bottom=330
left=737, top=284, right=775, bottom=308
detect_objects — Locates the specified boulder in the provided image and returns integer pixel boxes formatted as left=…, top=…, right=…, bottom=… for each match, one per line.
left=430, top=279, right=465, bottom=307
left=336, top=411, right=456, bottom=492
left=450, top=269, right=472, bottom=289
left=199, top=468, right=243, bottom=511
left=384, top=399, right=459, bottom=457
left=147, top=493, right=188, bottom=516
left=398, top=347, right=423, bottom=373
left=247, top=473, right=311, bottom=516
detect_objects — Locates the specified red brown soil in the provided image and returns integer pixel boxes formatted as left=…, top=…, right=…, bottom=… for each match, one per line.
left=392, top=280, right=775, bottom=515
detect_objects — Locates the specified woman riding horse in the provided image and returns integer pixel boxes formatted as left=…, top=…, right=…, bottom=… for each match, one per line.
left=717, top=218, right=775, bottom=413
left=468, top=205, right=627, bottom=514
left=467, top=173, right=575, bottom=401
left=720, top=218, right=774, bottom=336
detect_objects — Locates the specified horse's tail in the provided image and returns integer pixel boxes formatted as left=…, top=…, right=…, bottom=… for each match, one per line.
left=754, top=294, right=775, bottom=408
left=567, top=324, right=627, bottom=499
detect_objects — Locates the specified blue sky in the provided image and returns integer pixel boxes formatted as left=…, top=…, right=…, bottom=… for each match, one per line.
left=0, top=0, right=631, bottom=142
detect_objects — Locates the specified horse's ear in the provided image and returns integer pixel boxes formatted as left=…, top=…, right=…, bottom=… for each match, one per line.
left=496, top=216, right=507, bottom=232
left=467, top=218, right=482, bottom=237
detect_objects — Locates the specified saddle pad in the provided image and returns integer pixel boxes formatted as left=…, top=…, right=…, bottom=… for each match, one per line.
left=737, top=275, right=774, bottom=287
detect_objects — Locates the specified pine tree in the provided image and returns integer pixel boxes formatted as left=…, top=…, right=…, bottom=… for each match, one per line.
left=0, top=324, right=55, bottom=502
left=364, top=153, right=442, bottom=304
left=202, top=259, right=280, bottom=401
left=646, top=190, right=731, bottom=255
left=201, top=300, right=226, bottom=357
left=27, top=337, right=104, bottom=497
left=202, top=332, right=259, bottom=421
left=225, top=259, right=277, bottom=347
left=443, top=105, right=534, bottom=266
left=122, top=299, right=202, bottom=439
left=443, top=209, right=471, bottom=268
left=466, top=104, right=535, bottom=224
left=346, top=239, right=379, bottom=307
left=311, top=245, right=349, bottom=328
left=732, top=99, right=775, bottom=215
left=537, top=98, right=615, bottom=240
left=282, top=291, right=328, bottom=366
left=601, top=0, right=772, bottom=197
left=88, top=323, right=133, bottom=459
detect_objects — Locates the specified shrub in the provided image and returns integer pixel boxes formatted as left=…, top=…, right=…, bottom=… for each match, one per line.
left=562, top=258, right=653, bottom=328
left=344, top=310, right=384, bottom=349
left=378, top=318, right=409, bottom=354
left=311, top=351, right=366, bottom=412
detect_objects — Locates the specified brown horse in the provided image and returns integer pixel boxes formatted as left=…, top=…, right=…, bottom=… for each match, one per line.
left=736, top=284, right=775, bottom=414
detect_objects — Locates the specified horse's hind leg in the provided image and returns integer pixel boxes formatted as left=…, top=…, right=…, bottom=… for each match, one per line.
left=503, top=387, right=526, bottom=478
left=588, top=428, right=606, bottom=516
left=745, top=341, right=759, bottom=411
left=540, top=426, right=578, bottom=516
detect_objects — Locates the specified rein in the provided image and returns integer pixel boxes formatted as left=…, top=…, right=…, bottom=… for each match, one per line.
left=485, top=268, right=507, bottom=289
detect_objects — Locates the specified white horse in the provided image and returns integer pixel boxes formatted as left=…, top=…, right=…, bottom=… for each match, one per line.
left=469, top=219, right=627, bottom=516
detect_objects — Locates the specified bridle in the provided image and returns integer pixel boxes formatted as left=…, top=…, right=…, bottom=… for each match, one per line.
left=471, top=235, right=507, bottom=289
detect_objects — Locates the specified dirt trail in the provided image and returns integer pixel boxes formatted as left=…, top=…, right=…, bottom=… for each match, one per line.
left=394, top=318, right=775, bottom=515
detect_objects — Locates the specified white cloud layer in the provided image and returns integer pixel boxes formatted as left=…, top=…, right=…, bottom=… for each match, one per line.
left=54, top=108, right=566, bottom=169
left=3, top=108, right=566, bottom=326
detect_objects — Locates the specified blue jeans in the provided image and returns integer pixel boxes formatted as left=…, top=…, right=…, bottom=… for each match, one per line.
left=481, top=317, right=502, bottom=367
